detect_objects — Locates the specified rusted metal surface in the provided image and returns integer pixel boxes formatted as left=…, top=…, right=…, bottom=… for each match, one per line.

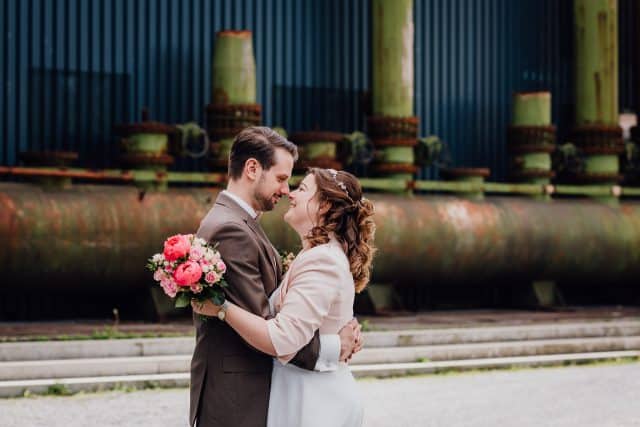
left=0, top=183, right=214, bottom=292
left=113, top=110, right=174, bottom=136
left=289, top=132, right=344, bottom=144
left=2, top=183, right=640, bottom=294
left=368, top=116, right=419, bottom=139
left=507, top=126, right=556, bottom=147
left=265, top=194, right=640, bottom=287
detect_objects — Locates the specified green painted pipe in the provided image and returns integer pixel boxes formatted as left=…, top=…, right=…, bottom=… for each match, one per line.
left=520, top=153, right=552, bottom=171
left=212, top=31, right=256, bottom=105
left=376, top=146, right=415, bottom=163
left=574, top=0, right=618, bottom=125
left=301, top=142, right=337, bottom=160
left=124, top=134, right=169, bottom=154
left=584, top=154, right=620, bottom=174
left=512, top=92, right=551, bottom=126
left=372, top=0, right=414, bottom=117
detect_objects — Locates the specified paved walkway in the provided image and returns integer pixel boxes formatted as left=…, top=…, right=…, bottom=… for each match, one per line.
left=1, top=362, right=638, bottom=427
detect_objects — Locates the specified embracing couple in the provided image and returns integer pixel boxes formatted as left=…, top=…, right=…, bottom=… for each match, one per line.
left=189, top=126, right=376, bottom=427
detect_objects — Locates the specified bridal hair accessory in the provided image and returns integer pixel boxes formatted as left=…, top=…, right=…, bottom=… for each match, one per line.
left=327, top=168, right=349, bottom=194
left=326, top=168, right=366, bottom=205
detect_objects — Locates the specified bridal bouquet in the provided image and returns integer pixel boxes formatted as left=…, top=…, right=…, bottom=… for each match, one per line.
left=147, top=234, right=228, bottom=308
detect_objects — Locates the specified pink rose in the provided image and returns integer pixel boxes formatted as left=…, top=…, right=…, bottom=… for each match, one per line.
left=153, top=269, right=164, bottom=282
left=205, top=271, right=219, bottom=284
left=190, top=283, right=203, bottom=294
left=163, top=235, right=191, bottom=262
left=216, top=261, right=226, bottom=273
left=160, top=278, right=178, bottom=298
left=173, top=261, right=203, bottom=286
left=189, top=246, right=204, bottom=261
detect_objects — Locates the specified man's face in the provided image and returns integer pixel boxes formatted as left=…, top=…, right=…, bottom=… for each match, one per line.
left=253, top=148, right=294, bottom=212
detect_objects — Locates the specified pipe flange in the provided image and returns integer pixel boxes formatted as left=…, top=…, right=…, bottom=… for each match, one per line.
left=289, top=131, right=345, bottom=144
left=372, top=138, right=418, bottom=148
left=295, top=158, right=343, bottom=171
left=120, top=153, right=174, bottom=167
left=113, top=121, right=175, bottom=136
left=368, top=116, right=419, bottom=138
left=507, top=125, right=557, bottom=146
left=571, top=125, right=623, bottom=146
left=207, top=127, right=246, bottom=141
left=371, top=162, right=419, bottom=175
left=205, top=103, right=262, bottom=115
left=440, top=167, right=491, bottom=179
left=579, top=144, right=626, bottom=155
left=507, top=144, right=557, bottom=154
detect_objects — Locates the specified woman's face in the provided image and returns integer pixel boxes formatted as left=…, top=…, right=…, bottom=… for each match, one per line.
left=284, top=173, right=321, bottom=234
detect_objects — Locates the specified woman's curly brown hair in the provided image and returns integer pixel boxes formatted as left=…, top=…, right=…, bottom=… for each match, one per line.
left=305, top=168, right=376, bottom=293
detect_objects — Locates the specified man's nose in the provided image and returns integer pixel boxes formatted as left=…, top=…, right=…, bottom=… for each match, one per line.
left=280, top=182, right=290, bottom=195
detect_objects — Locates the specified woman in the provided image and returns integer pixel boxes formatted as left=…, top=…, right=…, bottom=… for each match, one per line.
left=192, top=168, right=376, bottom=427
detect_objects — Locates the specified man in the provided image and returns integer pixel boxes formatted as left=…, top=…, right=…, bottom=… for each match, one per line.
left=190, top=126, right=362, bottom=427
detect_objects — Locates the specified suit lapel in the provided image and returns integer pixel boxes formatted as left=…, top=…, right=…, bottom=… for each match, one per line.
left=215, top=192, right=280, bottom=283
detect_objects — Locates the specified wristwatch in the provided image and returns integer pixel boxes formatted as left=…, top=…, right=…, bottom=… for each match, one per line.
left=217, top=300, right=230, bottom=322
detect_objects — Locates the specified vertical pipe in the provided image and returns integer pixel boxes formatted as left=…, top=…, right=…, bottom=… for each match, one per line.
left=211, top=30, right=256, bottom=105
left=372, top=0, right=414, bottom=117
left=574, top=0, right=618, bottom=125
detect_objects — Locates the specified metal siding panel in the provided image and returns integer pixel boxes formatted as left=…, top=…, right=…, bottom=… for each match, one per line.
left=1, top=1, right=6, bottom=163
left=2, top=0, right=636, bottom=176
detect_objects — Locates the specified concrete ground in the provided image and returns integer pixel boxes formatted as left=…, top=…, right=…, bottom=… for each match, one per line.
left=2, top=306, right=639, bottom=341
left=1, top=362, right=638, bottom=427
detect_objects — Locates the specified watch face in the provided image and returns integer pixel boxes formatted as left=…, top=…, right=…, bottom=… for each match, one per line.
left=217, top=311, right=225, bottom=321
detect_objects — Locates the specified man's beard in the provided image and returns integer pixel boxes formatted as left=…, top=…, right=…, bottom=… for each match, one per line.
left=253, top=178, right=278, bottom=212
left=254, top=190, right=275, bottom=212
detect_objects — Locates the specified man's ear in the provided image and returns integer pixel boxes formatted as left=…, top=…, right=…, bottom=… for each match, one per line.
left=244, top=158, right=261, bottom=181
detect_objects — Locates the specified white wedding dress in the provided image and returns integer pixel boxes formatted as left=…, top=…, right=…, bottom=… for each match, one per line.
left=265, top=239, right=364, bottom=427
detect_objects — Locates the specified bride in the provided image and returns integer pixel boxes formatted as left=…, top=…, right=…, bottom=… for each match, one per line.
left=192, top=167, right=376, bottom=427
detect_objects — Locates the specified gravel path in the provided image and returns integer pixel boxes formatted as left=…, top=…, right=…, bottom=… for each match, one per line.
left=1, top=363, right=638, bottom=427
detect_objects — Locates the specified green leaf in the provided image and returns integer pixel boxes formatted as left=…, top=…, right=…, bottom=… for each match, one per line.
left=211, top=291, right=226, bottom=306
left=218, top=279, right=229, bottom=288
left=174, top=293, right=191, bottom=308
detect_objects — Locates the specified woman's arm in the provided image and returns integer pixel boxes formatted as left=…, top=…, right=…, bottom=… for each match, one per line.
left=192, top=246, right=341, bottom=361
left=192, top=300, right=277, bottom=356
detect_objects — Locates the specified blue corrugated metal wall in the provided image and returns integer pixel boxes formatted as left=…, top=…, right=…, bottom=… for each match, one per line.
left=1, top=0, right=637, bottom=179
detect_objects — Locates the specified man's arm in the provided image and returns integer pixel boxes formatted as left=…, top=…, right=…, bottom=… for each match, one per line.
left=289, top=320, right=360, bottom=371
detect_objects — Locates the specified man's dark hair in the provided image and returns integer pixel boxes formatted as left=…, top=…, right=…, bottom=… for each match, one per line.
left=228, top=126, right=298, bottom=180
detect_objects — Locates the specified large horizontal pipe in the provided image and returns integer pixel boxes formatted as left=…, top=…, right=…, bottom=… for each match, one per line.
left=1, top=183, right=639, bottom=292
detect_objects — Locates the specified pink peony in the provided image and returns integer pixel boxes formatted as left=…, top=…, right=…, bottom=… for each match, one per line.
left=205, top=271, right=219, bottom=284
left=163, top=235, right=191, bottom=262
left=173, top=261, right=203, bottom=286
left=216, top=261, right=226, bottom=273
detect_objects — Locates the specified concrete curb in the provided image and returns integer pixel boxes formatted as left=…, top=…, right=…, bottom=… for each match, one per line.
left=1, top=351, right=637, bottom=398
left=2, top=320, right=639, bottom=361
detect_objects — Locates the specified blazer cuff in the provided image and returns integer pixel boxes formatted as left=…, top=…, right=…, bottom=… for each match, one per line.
left=314, top=334, right=340, bottom=372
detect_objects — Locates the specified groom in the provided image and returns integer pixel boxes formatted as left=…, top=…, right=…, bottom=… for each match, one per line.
left=190, top=126, right=362, bottom=427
